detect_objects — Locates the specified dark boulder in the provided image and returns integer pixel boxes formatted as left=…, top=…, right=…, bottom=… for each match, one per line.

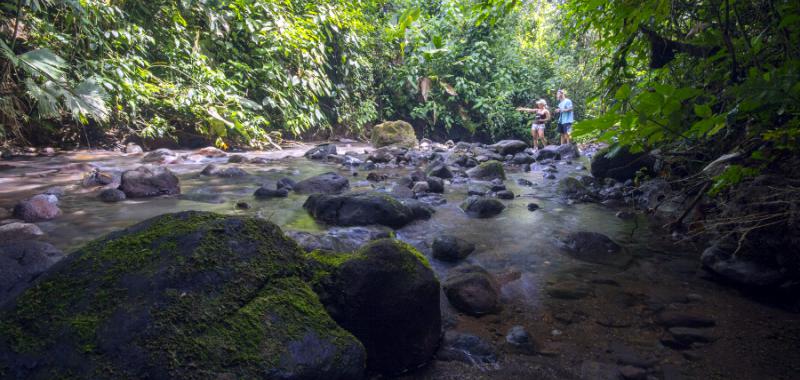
left=561, top=231, right=631, bottom=268
left=12, top=194, right=61, bottom=222
left=432, top=235, right=476, bottom=262
left=558, top=177, right=589, bottom=198
left=293, top=172, right=350, bottom=195
left=700, top=238, right=784, bottom=287
left=277, top=177, right=296, bottom=190
left=460, top=196, right=505, bottom=218
left=254, top=186, right=290, bottom=199
left=488, top=140, right=528, bottom=156
left=443, top=265, right=500, bottom=316
left=0, top=241, right=65, bottom=306
left=304, top=192, right=430, bottom=228
left=0, top=212, right=365, bottom=379
left=310, top=239, right=440, bottom=374
left=495, top=190, right=515, bottom=200
left=535, top=145, right=562, bottom=161
left=426, top=162, right=453, bottom=179
left=200, top=164, right=248, bottom=178
left=99, top=188, right=126, bottom=203
left=227, top=154, right=249, bottom=163
left=119, top=166, right=180, bottom=198
left=591, top=146, right=655, bottom=181
left=141, top=148, right=179, bottom=164
left=426, top=176, right=445, bottom=193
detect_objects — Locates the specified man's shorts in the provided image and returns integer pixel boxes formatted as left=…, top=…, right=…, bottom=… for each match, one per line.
left=558, top=123, right=572, bottom=134
left=531, top=123, right=545, bottom=131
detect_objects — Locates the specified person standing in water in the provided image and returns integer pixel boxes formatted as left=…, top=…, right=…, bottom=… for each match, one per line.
left=516, top=99, right=550, bottom=150
left=554, top=89, right=574, bottom=145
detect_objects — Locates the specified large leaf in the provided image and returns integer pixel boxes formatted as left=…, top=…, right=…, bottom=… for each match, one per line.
left=17, top=48, right=68, bottom=82
left=64, top=79, right=109, bottom=122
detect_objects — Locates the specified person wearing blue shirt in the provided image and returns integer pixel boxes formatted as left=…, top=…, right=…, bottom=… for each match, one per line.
left=554, top=89, right=574, bottom=145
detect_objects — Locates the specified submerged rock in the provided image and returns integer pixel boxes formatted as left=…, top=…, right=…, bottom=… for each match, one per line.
left=287, top=226, right=393, bottom=253
left=293, top=172, right=350, bottom=195
left=309, top=239, right=440, bottom=374
left=466, top=160, right=506, bottom=181
left=0, top=212, right=366, bottom=379
left=443, top=265, right=500, bottom=316
left=303, top=192, right=430, bottom=228
left=437, top=331, right=498, bottom=367
left=432, top=235, right=476, bottom=262
left=98, top=188, right=126, bottom=203
left=200, top=163, right=248, bottom=177
left=12, top=194, right=61, bottom=222
left=370, top=120, right=417, bottom=148
left=460, top=196, right=505, bottom=218
left=141, top=148, right=179, bottom=164
left=254, top=186, right=290, bottom=199
left=561, top=231, right=631, bottom=268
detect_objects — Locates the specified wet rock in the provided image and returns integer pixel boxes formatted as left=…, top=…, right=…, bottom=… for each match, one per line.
left=305, top=143, right=338, bottom=159
left=557, top=177, right=588, bottom=198
left=235, top=201, right=250, bottom=209
left=655, top=311, right=716, bottom=328
left=546, top=281, right=593, bottom=300
left=42, top=186, right=65, bottom=198
left=416, top=194, right=447, bottom=206
left=367, top=147, right=395, bottom=163
left=0, top=222, right=44, bottom=242
left=616, top=211, right=635, bottom=219
left=311, top=239, right=440, bottom=374
left=466, top=160, right=505, bottom=181
left=608, top=342, right=657, bottom=368
left=527, top=203, right=540, bottom=211
left=287, top=226, right=393, bottom=253
left=535, top=145, right=563, bottom=161
left=512, top=152, right=535, bottom=165
left=0, top=212, right=366, bottom=379
left=505, top=325, right=537, bottom=354
left=580, top=360, right=620, bottom=380
left=619, top=365, right=648, bottom=380
left=39, top=147, right=56, bottom=157
left=370, top=120, right=417, bottom=148
left=119, top=166, right=180, bottom=198
left=495, top=190, right=515, bottom=200
left=277, top=177, right=296, bottom=190
left=591, top=146, right=655, bottom=181
left=0, top=241, right=65, bottom=306
left=426, top=162, right=453, bottom=179
left=249, top=157, right=271, bottom=164
left=426, top=176, right=445, bottom=193
left=490, top=179, right=506, bottom=191
left=412, top=181, right=429, bottom=194
left=448, top=153, right=478, bottom=168
left=254, top=186, right=290, bottom=199
left=13, top=194, right=61, bottom=222
left=360, top=161, right=376, bottom=171
left=489, top=140, right=528, bottom=156
left=437, top=331, right=498, bottom=367
left=99, top=188, right=126, bottom=203
left=544, top=173, right=556, bottom=180
left=664, top=327, right=716, bottom=347
left=141, top=148, right=179, bottom=164
left=227, top=154, right=249, bottom=163
left=293, top=172, right=350, bottom=195
left=561, top=231, right=631, bottom=268
left=401, top=199, right=435, bottom=220
left=200, top=164, right=248, bottom=177
left=700, top=238, right=784, bottom=287
left=468, top=181, right=492, bottom=196
left=517, top=178, right=533, bottom=186
left=432, top=235, right=475, bottom=262
left=125, top=142, right=143, bottom=154
left=366, top=172, right=387, bottom=182
left=196, top=146, right=227, bottom=158
left=443, top=265, right=500, bottom=316
left=460, top=196, right=505, bottom=218
left=82, top=169, right=119, bottom=188
left=303, top=192, right=429, bottom=228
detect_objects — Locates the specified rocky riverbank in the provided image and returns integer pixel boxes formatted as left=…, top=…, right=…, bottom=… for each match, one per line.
left=1, top=131, right=800, bottom=379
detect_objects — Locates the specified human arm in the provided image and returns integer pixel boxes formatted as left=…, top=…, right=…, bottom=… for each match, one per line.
left=516, top=107, right=536, bottom=113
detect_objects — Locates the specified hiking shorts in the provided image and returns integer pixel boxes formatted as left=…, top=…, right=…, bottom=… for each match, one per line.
left=531, top=123, right=546, bottom=131
left=558, top=123, right=572, bottom=134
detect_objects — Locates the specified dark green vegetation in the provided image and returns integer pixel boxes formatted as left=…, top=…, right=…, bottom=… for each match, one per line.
left=0, top=0, right=582, bottom=147
left=0, top=211, right=439, bottom=379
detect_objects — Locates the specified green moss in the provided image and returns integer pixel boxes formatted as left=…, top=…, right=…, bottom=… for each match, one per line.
left=370, top=120, right=417, bottom=148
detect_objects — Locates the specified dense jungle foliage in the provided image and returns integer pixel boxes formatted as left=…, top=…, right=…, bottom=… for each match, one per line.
left=1, top=0, right=798, bottom=164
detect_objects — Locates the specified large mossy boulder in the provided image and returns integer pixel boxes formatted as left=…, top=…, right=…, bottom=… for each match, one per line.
left=590, top=146, right=655, bottom=181
left=466, top=160, right=506, bottom=180
left=309, top=239, right=441, bottom=374
left=370, top=121, right=417, bottom=148
left=303, top=192, right=432, bottom=228
left=0, top=212, right=365, bottom=380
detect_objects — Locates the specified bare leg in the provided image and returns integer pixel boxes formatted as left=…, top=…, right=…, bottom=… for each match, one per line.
left=538, top=129, right=547, bottom=148
left=566, top=133, right=571, bottom=144
left=530, top=129, right=536, bottom=149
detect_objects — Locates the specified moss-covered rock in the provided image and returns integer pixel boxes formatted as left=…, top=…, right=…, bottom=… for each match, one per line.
left=590, top=146, right=655, bottom=181
left=370, top=121, right=417, bottom=148
left=0, top=211, right=365, bottom=380
left=466, top=160, right=506, bottom=180
left=308, top=239, right=441, bottom=375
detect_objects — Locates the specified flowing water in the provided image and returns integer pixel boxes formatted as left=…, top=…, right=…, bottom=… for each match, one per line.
left=1, top=144, right=798, bottom=380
